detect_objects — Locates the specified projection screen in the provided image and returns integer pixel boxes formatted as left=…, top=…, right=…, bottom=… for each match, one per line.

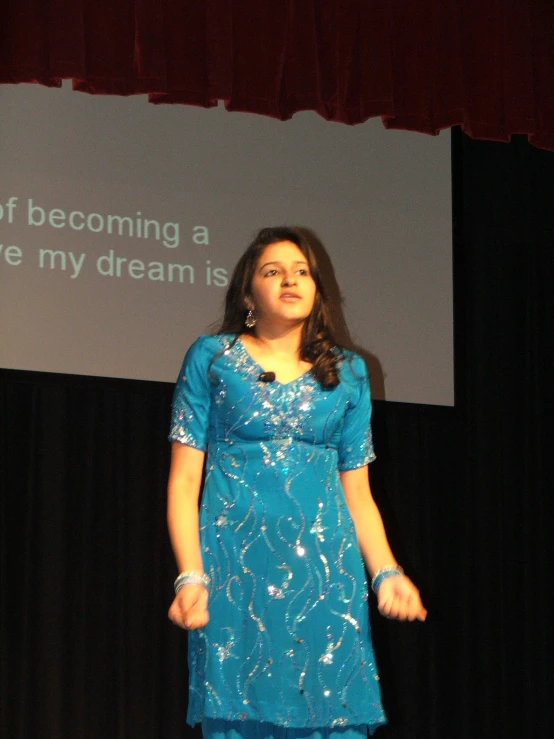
left=0, top=82, right=453, bottom=405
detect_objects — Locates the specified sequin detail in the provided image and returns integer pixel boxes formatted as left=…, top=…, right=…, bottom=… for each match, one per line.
left=169, top=335, right=384, bottom=732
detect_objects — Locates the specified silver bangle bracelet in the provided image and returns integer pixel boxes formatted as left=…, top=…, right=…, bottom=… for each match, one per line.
left=174, top=570, right=210, bottom=594
left=371, top=565, right=404, bottom=594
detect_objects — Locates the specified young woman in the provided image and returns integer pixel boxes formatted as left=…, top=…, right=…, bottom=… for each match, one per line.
left=167, top=226, right=426, bottom=739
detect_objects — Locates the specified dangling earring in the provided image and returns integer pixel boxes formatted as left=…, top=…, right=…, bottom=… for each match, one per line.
left=245, top=309, right=256, bottom=328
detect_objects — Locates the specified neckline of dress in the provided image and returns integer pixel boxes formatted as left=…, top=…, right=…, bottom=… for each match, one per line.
left=235, top=335, right=314, bottom=387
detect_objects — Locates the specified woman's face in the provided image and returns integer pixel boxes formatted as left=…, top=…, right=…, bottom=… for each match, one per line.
left=248, top=241, right=317, bottom=328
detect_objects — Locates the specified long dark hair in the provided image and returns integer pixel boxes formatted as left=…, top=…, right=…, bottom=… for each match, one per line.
left=217, top=226, right=343, bottom=387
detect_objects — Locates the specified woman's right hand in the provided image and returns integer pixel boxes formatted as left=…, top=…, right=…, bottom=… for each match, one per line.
left=168, top=584, right=209, bottom=630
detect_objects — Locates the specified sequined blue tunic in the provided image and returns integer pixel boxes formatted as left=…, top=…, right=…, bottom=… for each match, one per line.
left=169, top=334, right=386, bottom=734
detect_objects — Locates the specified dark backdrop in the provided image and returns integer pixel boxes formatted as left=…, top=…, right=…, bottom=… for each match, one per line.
left=1, top=129, right=553, bottom=738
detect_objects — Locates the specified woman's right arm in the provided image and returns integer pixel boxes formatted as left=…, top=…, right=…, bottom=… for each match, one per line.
left=167, top=442, right=209, bottom=630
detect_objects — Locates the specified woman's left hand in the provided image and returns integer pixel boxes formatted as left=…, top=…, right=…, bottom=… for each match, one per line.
left=377, top=575, right=427, bottom=622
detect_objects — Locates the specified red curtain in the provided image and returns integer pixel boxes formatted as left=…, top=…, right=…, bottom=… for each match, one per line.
left=1, top=0, right=554, bottom=149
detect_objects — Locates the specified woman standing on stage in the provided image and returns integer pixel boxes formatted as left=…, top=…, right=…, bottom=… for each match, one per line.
left=167, top=226, right=426, bottom=738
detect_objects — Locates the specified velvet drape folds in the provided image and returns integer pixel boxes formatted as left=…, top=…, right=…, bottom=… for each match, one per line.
left=1, top=0, right=554, bottom=149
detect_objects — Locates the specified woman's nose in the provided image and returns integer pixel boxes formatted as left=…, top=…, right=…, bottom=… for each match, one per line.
left=282, top=273, right=297, bottom=286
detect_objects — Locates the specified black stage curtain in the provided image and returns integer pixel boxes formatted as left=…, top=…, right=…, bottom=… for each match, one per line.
left=1, top=130, right=553, bottom=738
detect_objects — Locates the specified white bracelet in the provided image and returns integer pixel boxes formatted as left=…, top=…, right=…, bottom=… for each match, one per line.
left=174, top=570, right=210, bottom=594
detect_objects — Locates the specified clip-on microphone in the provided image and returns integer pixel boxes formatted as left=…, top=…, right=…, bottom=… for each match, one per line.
left=258, top=372, right=276, bottom=383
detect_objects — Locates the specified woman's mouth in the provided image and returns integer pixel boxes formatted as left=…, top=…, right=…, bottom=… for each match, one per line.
left=280, top=293, right=301, bottom=300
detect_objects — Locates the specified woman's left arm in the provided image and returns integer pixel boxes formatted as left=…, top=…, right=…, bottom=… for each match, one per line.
left=340, top=466, right=427, bottom=622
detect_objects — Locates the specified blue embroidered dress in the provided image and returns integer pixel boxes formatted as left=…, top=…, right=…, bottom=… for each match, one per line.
left=169, top=334, right=386, bottom=735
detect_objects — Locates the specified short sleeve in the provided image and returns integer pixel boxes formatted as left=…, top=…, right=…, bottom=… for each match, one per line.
left=168, top=336, right=212, bottom=450
left=338, top=354, right=376, bottom=471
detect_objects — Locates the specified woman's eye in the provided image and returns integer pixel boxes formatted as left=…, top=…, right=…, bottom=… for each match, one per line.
left=297, top=269, right=308, bottom=275
left=264, top=269, right=278, bottom=277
